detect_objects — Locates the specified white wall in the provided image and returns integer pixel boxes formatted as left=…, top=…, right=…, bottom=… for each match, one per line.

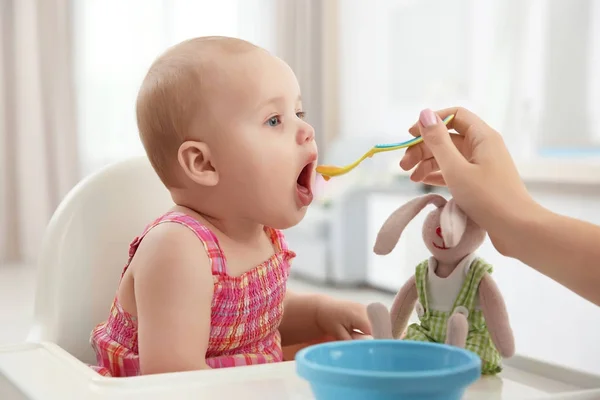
left=365, top=185, right=600, bottom=375
left=72, top=0, right=279, bottom=177
left=330, top=0, right=600, bottom=165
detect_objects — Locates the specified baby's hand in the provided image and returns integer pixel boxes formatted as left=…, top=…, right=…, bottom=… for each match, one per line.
left=316, top=298, right=372, bottom=340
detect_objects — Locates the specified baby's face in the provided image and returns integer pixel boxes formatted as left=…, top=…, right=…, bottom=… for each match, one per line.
left=203, top=49, right=318, bottom=229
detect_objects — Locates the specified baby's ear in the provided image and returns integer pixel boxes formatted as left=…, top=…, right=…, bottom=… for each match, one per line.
left=440, top=199, right=467, bottom=248
left=177, top=141, right=218, bottom=186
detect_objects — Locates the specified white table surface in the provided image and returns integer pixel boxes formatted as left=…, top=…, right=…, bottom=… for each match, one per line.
left=2, top=342, right=600, bottom=400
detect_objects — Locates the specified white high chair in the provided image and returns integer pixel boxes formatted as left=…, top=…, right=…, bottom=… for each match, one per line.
left=26, top=156, right=173, bottom=365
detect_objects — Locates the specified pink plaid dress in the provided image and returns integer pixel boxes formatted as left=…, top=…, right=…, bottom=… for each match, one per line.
left=89, top=211, right=295, bottom=377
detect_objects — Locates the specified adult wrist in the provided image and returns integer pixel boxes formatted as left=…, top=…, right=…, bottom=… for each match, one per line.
left=496, top=199, right=548, bottom=260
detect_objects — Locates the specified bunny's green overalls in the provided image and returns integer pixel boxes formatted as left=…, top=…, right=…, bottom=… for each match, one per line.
left=404, top=257, right=502, bottom=375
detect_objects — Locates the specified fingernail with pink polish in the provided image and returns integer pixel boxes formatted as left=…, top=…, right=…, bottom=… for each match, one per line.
left=419, top=109, right=438, bottom=128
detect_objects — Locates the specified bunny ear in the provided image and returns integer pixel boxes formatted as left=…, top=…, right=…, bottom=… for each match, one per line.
left=440, top=199, right=468, bottom=248
left=373, top=193, right=447, bottom=255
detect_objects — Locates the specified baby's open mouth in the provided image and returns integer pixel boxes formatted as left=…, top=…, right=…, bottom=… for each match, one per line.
left=296, top=162, right=314, bottom=206
left=297, top=162, right=313, bottom=193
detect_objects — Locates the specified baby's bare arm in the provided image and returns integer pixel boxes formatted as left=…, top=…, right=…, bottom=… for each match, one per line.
left=280, top=290, right=372, bottom=345
left=132, top=223, right=213, bottom=374
left=279, top=290, right=327, bottom=346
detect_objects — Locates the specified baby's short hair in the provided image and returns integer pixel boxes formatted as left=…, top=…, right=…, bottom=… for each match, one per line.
left=136, top=36, right=257, bottom=187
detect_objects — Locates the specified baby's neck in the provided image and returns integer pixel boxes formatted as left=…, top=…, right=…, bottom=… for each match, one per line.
left=173, top=204, right=264, bottom=245
left=204, top=214, right=265, bottom=244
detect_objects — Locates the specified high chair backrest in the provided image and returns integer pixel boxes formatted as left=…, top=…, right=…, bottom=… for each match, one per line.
left=27, top=156, right=173, bottom=364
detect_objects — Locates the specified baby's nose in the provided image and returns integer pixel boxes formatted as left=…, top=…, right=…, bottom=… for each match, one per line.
left=436, top=226, right=443, bottom=238
left=297, top=122, right=315, bottom=144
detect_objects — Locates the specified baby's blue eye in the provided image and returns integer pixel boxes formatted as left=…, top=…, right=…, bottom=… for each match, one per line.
left=267, top=116, right=281, bottom=127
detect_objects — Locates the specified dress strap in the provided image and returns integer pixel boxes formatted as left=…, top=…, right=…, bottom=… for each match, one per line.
left=414, top=259, right=430, bottom=319
left=264, top=226, right=292, bottom=254
left=124, top=211, right=227, bottom=277
left=452, top=258, right=493, bottom=311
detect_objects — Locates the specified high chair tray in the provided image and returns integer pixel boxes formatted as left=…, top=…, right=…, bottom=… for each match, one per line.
left=1, top=342, right=599, bottom=400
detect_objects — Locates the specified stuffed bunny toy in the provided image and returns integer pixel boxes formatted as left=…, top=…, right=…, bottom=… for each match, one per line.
left=366, top=193, right=515, bottom=375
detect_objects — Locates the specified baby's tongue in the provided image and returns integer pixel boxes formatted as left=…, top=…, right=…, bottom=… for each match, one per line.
left=297, top=184, right=310, bottom=194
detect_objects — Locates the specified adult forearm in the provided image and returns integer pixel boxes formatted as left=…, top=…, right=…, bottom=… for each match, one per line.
left=505, top=205, right=600, bottom=306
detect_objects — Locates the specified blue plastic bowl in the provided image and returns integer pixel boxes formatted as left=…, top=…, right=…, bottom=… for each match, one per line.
left=296, top=340, right=481, bottom=400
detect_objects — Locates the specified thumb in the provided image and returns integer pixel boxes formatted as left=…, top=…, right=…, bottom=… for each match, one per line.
left=418, top=109, right=468, bottom=175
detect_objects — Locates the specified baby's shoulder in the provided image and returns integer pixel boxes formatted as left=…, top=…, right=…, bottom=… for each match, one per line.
left=127, top=220, right=215, bottom=331
left=131, top=221, right=212, bottom=277
left=142, top=219, right=200, bottom=247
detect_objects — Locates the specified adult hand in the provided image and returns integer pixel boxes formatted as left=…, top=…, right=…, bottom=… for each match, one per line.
left=400, top=107, right=539, bottom=254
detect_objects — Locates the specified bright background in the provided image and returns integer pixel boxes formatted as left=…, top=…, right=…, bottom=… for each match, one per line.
left=2, top=0, right=600, bottom=376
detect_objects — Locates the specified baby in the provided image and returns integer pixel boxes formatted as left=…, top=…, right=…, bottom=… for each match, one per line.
left=89, top=36, right=371, bottom=377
